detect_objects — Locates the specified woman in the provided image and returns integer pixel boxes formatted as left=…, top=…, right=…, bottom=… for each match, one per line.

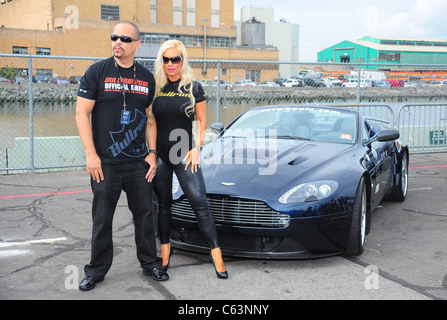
left=149, top=40, right=227, bottom=279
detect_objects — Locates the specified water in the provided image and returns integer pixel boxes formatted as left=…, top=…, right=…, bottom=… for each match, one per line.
left=0, top=101, right=78, bottom=156
left=1, top=98, right=446, bottom=161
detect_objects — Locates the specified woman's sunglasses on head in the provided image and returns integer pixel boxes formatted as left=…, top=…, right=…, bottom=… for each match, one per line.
left=163, top=56, right=183, bottom=64
left=111, top=35, right=139, bottom=43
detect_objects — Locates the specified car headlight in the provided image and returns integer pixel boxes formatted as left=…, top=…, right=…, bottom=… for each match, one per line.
left=279, top=180, right=338, bottom=203
left=172, top=173, right=181, bottom=195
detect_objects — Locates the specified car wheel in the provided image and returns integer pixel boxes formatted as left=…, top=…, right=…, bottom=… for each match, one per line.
left=344, top=177, right=367, bottom=256
left=390, top=152, right=408, bottom=202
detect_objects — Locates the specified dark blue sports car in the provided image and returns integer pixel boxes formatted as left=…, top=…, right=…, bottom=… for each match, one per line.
left=168, top=105, right=409, bottom=259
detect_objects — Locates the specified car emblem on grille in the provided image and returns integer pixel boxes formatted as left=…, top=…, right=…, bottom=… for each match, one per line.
left=221, top=182, right=236, bottom=186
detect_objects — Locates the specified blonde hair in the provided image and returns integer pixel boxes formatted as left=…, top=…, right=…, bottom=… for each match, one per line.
left=151, top=40, right=196, bottom=119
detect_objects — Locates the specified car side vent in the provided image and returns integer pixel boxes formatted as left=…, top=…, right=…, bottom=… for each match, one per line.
left=288, top=156, right=308, bottom=166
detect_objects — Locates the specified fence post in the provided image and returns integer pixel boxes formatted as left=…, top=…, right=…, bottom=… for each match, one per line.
left=357, top=65, right=361, bottom=104
left=28, top=55, right=35, bottom=172
left=216, top=61, right=221, bottom=123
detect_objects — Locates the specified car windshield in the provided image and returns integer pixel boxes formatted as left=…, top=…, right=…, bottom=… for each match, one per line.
left=223, top=106, right=357, bottom=144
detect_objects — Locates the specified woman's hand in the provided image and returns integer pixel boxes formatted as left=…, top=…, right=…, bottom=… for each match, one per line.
left=183, top=147, right=201, bottom=173
left=145, top=153, right=157, bottom=182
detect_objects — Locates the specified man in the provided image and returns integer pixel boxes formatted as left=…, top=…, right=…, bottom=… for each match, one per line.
left=76, top=21, right=168, bottom=291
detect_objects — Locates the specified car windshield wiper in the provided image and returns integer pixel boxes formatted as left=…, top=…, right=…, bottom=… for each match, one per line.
left=276, top=135, right=314, bottom=141
left=222, top=135, right=245, bottom=139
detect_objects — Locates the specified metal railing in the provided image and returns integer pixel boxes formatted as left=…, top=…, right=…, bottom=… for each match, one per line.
left=397, top=104, right=447, bottom=153
left=1, top=54, right=447, bottom=174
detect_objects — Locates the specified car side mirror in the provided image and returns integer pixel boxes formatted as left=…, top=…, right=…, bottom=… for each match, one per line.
left=363, top=129, right=399, bottom=148
left=210, top=123, right=224, bottom=134
left=377, top=129, right=400, bottom=142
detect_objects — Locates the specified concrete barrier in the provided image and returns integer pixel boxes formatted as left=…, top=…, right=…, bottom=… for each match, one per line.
left=5, top=136, right=85, bottom=173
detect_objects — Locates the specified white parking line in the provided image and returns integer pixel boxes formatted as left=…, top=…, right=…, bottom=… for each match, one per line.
left=0, top=249, right=30, bottom=258
left=408, top=187, right=433, bottom=191
left=0, top=237, right=67, bottom=248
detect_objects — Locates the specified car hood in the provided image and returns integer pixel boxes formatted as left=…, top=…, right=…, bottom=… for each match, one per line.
left=199, top=138, right=354, bottom=200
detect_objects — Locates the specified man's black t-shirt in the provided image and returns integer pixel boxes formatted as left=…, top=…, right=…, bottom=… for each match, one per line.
left=152, top=79, right=206, bottom=150
left=78, top=57, right=155, bottom=164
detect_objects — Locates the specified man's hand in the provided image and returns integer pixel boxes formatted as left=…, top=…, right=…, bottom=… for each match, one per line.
left=86, top=152, right=103, bottom=183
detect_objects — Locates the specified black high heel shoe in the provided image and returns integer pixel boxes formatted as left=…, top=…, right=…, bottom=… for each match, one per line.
left=209, top=252, right=228, bottom=279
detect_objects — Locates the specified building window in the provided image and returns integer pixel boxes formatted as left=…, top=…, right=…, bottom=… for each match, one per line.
left=150, top=0, right=157, bottom=24
left=101, top=4, right=120, bottom=21
left=12, top=46, right=28, bottom=55
left=246, top=70, right=261, bottom=83
left=36, top=48, right=51, bottom=56
left=173, top=0, right=183, bottom=25
left=186, top=0, right=196, bottom=26
left=211, top=0, right=220, bottom=28
left=140, top=33, right=233, bottom=49
left=36, top=69, right=52, bottom=76
left=379, top=52, right=401, bottom=62
left=381, top=40, right=397, bottom=45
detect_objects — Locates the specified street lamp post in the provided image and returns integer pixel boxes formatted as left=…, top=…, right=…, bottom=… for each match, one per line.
left=228, top=25, right=236, bottom=84
left=202, top=17, right=208, bottom=75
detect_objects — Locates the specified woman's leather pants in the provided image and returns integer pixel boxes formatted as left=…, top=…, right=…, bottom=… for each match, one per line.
left=153, top=147, right=219, bottom=249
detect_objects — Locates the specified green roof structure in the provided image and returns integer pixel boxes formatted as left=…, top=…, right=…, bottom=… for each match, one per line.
left=318, top=36, right=447, bottom=67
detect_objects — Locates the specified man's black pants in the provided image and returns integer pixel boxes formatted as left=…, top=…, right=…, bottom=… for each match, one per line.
left=84, top=161, right=161, bottom=279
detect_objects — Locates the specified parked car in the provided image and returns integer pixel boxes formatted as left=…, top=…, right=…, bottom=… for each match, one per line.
left=11, top=76, right=28, bottom=84
left=236, top=79, right=257, bottom=87
left=52, top=77, right=70, bottom=85
left=375, top=80, right=391, bottom=88
left=69, top=76, right=82, bottom=84
left=428, top=80, right=444, bottom=87
left=384, top=79, right=404, bottom=87
left=282, top=79, right=303, bottom=87
left=304, top=78, right=325, bottom=87
left=323, top=77, right=342, bottom=86
left=297, top=69, right=321, bottom=79
left=342, top=79, right=373, bottom=88
left=164, top=105, right=409, bottom=259
left=260, top=81, right=280, bottom=87
left=198, top=79, right=212, bottom=87
left=276, top=78, right=287, bottom=86
left=0, top=77, right=10, bottom=83
left=33, top=75, right=51, bottom=83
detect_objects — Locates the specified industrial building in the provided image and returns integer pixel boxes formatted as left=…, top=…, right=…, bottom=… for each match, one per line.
left=318, top=36, right=447, bottom=66
left=0, top=0, right=279, bottom=83
left=237, top=5, right=300, bottom=79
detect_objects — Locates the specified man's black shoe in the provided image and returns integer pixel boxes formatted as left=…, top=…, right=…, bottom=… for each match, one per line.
left=79, top=275, right=104, bottom=291
left=143, top=266, right=169, bottom=281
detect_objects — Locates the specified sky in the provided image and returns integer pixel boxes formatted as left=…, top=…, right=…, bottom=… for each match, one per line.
left=234, top=0, right=447, bottom=61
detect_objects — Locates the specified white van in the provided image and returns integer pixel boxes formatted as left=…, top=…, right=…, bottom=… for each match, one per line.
left=282, top=79, right=301, bottom=87
left=342, top=78, right=372, bottom=88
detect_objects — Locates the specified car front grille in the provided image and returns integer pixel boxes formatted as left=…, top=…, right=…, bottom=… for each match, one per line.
left=171, top=195, right=290, bottom=228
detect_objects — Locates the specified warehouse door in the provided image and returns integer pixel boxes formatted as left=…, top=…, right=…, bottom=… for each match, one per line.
left=340, top=55, right=351, bottom=63
left=335, top=48, right=355, bottom=63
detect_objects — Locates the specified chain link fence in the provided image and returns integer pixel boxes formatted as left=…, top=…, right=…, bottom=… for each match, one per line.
left=1, top=54, right=447, bottom=174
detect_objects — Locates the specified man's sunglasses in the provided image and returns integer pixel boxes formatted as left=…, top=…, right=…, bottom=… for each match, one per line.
left=163, top=56, right=183, bottom=64
left=111, top=35, right=138, bottom=43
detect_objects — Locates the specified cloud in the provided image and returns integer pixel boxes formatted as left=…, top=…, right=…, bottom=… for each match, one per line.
left=234, top=0, right=447, bottom=60
left=364, top=0, right=447, bottom=39
left=364, top=5, right=380, bottom=31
